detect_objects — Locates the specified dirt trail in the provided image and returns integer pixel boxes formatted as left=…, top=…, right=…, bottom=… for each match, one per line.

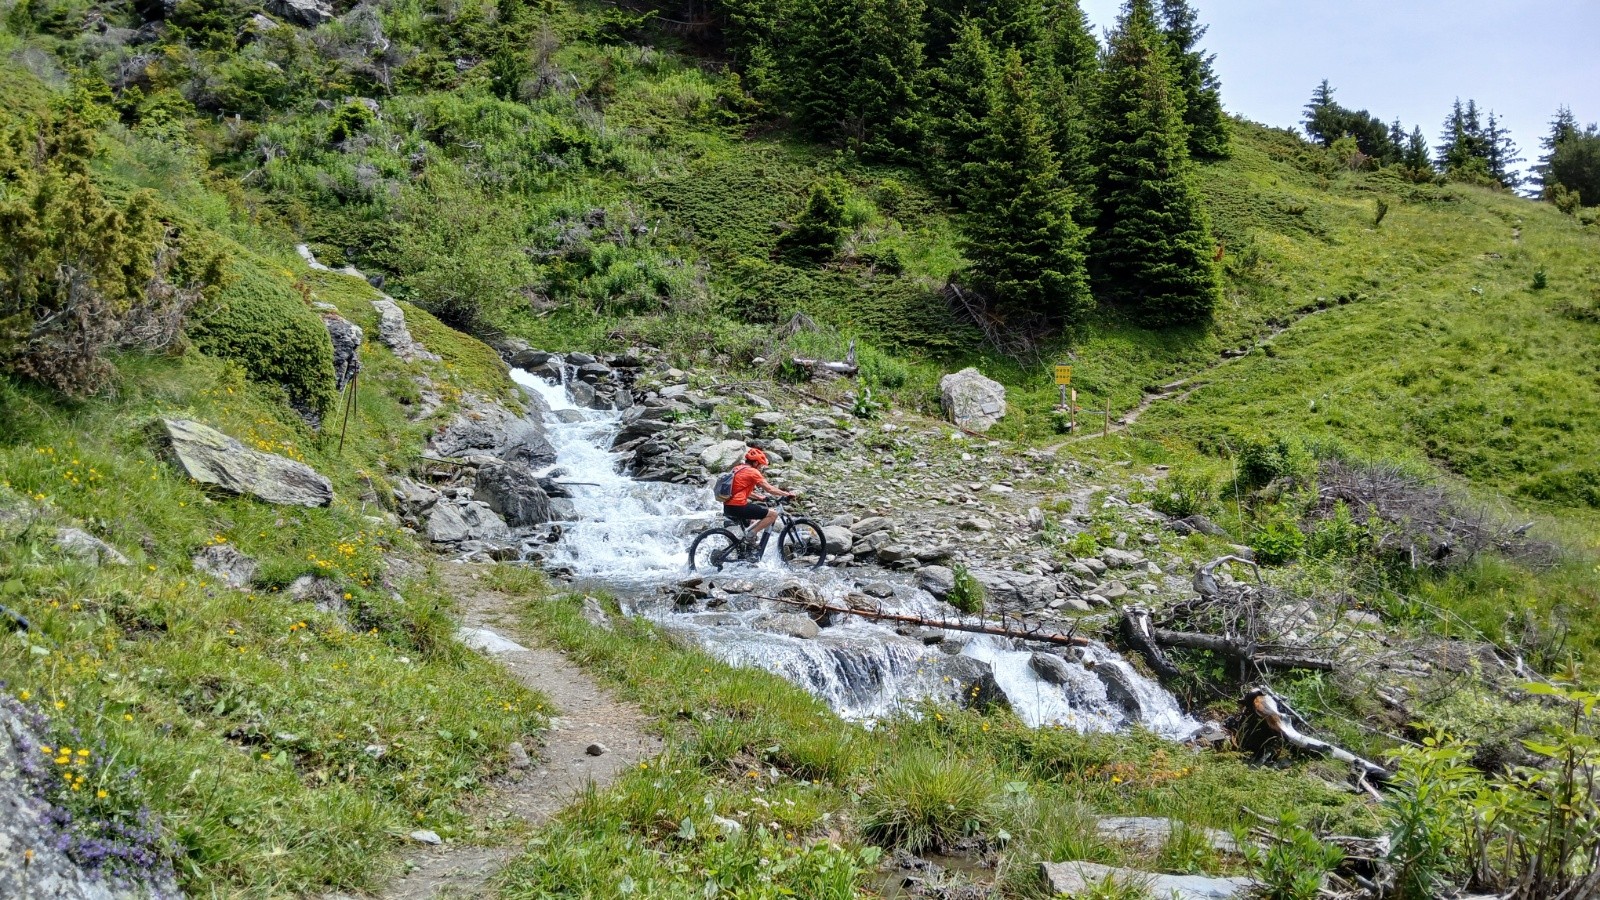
left=366, top=564, right=660, bottom=900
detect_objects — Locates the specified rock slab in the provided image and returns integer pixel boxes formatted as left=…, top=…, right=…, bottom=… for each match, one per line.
left=1039, top=861, right=1253, bottom=900
left=939, top=368, right=1006, bottom=432
left=162, top=419, right=333, bottom=507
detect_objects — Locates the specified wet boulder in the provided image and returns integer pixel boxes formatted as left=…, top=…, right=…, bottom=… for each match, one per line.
left=1028, top=651, right=1074, bottom=686
left=946, top=655, right=1009, bottom=710
left=751, top=613, right=820, bottom=640
left=161, top=418, right=333, bottom=507
left=1039, top=861, right=1253, bottom=900
left=821, top=526, right=854, bottom=557
left=915, top=565, right=955, bottom=600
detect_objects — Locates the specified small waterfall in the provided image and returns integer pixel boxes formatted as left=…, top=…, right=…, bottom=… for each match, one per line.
left=509, top=368, right=1199, bottom=739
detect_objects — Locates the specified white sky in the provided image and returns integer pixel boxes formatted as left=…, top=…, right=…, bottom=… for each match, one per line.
left=1077, top=0, right=1600, bottom=180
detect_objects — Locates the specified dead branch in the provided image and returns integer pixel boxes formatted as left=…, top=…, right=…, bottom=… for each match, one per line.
left=791, top=338, right=858, bottom=378
left=1150, top=627, right=1336, bottom=672
left=1239, top=688, right=1391, bottom=784
left=1119, top=606, right=1184, bottom=681
left=1193, top=554, right=1261, bottom=598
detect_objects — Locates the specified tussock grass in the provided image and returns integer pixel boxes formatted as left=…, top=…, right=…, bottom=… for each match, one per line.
left=859, top=748, right=996, bottom=852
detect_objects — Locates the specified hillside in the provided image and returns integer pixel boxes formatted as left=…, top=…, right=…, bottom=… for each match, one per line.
left=2, top=0, right=1599, bottom=897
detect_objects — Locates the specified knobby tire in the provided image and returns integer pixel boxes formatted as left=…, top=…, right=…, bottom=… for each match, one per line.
left=779, top=519, right=828, bottom=569
left=688, top=527, right=742, bottom=572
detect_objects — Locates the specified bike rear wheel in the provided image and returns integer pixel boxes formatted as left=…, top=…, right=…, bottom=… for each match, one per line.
left=688, top=528, right=743, bottom=572
left=778, top=519, right=829, bottom=569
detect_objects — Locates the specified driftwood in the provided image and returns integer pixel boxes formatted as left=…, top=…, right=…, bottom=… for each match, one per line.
left=1119, top=606, right=1183, bottom=681
left=760, top=593, right=1093, bottom=648
left=791, top=338, right=858, bottom=378
left=1149, top=627, right=1335, bottom=672
left=1238, top=688, right=1391, bottom=791
left=1192, top=554, right=1260, bottom=598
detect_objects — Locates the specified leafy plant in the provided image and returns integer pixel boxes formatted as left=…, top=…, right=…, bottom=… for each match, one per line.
left=1151, top=471, right=1214, bottom=518
left=948, top=564, right=986, bottom=614
left=1532, top=268, right=1548, bottom=290
left=849, top=387, right=881, bottom=419
left=1244, top=811, right=1344, bottom=900
left=1251, top=519, right=1306, bottom=565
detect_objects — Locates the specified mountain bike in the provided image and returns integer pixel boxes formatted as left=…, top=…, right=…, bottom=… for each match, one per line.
left=687, top=497, right=828, bottom=571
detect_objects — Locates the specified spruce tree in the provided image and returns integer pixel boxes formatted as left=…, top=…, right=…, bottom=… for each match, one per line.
left=775, top=0, right=925, bottom=156
left=1088, top=0, right=1219, bottom=325
left=849, top=0, right=926, bottom=156
left=923, top=19, right=997, bottom=200
left=1535, top=106, right=1581, bottom=196
left=1039, top=0, right=1099, bottom=188
left=1484, top=111, right=1523, bottom=189
left=960, top=49, right=1092, bottom=325
left=1438, top=98, right=1493, bottom=183
left=1159, top=0, right=1228, bottom=158
left=1403, top=126, right=1434, bottom=177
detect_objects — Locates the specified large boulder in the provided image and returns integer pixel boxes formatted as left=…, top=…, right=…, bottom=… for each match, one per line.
left=161, top=419, right=333, bottom=507
left=939, top=368, right=1006, bottom=432
left=821, top=526, right=854, bottom=556
left=970, top=569, right=1055, bottom=607
left=1039, top=861, right=1253, bottom=900
left=431, top=396, right=555, bottom=468
left=370, top=299, right=438, bottom=362
left=474, top=462, right=553, bottom=527
left=264, top=0, right=333, bottom=26
left=751, top=613, right=820, bottom=640
left=426, top=500, right=510, bottom=544
left=915, top=565, right=956, bottom=599
left=699, top=440, right=749, bottom=471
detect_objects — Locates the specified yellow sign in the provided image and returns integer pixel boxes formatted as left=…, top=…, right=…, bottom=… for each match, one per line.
left=1054, top=365, right=1073, bottom=386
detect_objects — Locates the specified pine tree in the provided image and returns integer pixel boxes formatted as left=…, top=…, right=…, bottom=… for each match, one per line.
left=776, top=177, right=848, bottom=263
left=960, top=49, right=1092, bottom=324
left=1484, top=111, right=1523, bottom=189
left=1036, top=0, right=1099, bottom=189
left=1386, top=119, right=1406, bottom=166
left=1402, top=126, right=1433, bottom=177
left=1438, top=98, right=1492, bottom=183
left=1088, top=0, right=1219, bottom=325
left=1535, top=106, right=1581, bottom=195
left=923, top=19, right=997, bottom=200
left=849, top=0, right=926, bottom=156
left=774, top=0, right=924, bottom=157
left=1159, top=0, right=1228, bottom=158
left=1302, top=80, right=1338, bottom=144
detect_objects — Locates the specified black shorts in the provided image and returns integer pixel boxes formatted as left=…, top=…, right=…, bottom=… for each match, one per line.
left=722, top=503, right=769, bottom=523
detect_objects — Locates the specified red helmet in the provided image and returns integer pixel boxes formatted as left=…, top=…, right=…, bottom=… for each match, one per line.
left=743, top=447, right=768, bottom=467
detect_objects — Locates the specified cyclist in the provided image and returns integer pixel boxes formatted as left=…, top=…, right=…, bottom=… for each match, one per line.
left=723, top=447, right=798, bottom=548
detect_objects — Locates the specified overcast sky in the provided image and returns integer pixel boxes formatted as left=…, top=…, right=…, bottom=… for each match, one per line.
left=1077, top=0, right=1600, bottom=180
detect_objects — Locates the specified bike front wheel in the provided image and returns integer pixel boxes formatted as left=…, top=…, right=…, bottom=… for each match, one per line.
left=778, top=519, right=829, bottom=569
left=688, top=528, right=743, bottom=572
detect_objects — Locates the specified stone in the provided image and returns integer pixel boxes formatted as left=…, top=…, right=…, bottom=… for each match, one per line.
left=1095, top=667, right=1144, bottom=719
left=1095, top=817, right=1239, bottom=855
left=427, top=501, right=510, bottom=544
left=1027, top=507, right=1046, bottom=531
left=971, top=569, right=1055, bottom=607
left=852, top=530, right=893, bottom=555
left=1029, top=652, right=1075, bottom=686
left=861, top=582, right=896, bottom=599
left=391, top=476, right=440, bottom=516
left=264, top=0, right=333, bottom=25
left=192, top=544, right=257, bottom=589
left=474, top=462, right=552, bottom=527
left=321, top=312, right=363, bottom=391
left=752, top=613, right=820, bottom=640
left=850, top=516, right=893, bottom=536
left=508, top=741, right=532, bottom=768
left=916, top=565, right=956, bottom=599
left=582, top=596, right=614, bottom=631
left=457, top=627, right=528, bottom=654
left=750, top=411, right=788, bottom=434
left=510, top=348, right=554, bottom=368
left=53, top=527, right=130, bottom=566
left=946, top=655, right=1009, bottom=710
left=566, top=351, right=597, bottom=366
left=1179, top=514, right=1228, bottom=537
left=821, top=526, right=854, bottom=556
left=1039, top=861, right=1253, bottom=900
left=1344, top=610, right=1381, bottom=627
left=371, top=298, right=438, bottom=362
left=576, top=362, right=613, bottom=382
left=939, top=368, right=1007, bottom=432
left=409, top=830, right=443, bottom=845
left=585, top=742, right=609, bottom=756
left=1100, top=581, right=1130, bottom=601
left=162, top=418, right=333, bottom=507
left=1099, top=548, right=1145, bottom=569
left=1080, top=557, right=1108, bottom=576
left=699, top=440, right=749, bottom=471
left=432, top=396, right=555, bottom=468
left=286, top=575, right=347, bottom=616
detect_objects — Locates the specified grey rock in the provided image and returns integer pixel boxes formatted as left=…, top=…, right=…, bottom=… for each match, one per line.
left=192, top=544, right=257, bottom=589
left=750, top=411, right=788, bottom=433
left=576, top=362, right=613, bottom=382
left=1095, top=817, right=1239, bottom=855
left=971, top=569, right=1055, bottom=607
left=1344, top=610, right=1381, bottom=627
left=408, top=830, right=443, bottom=845
left=1100, top=581, right=1129, bottom=601
left=916, top=565, right=956, bottom=599
left=371, top=298, right=438, bottom=361
left=510, top=349, right=554, bottom=368
left=1039, top=862, right=1253, bottom=900
left=286, top=575, right=347, bottom=616
left=1029, top=652, right=1075, bottom=686
left=945, top=655, right=1009, bottom=710
left=850, top=516, right=892, bottom=536
left=391, top=476, right=440, bottom=515
left=162, top=418, right=333, bottom=507
left=264, top=0, right=333, bottom=25
left=427, top=501, right=510, bottom=544
left=565, top=379, right=596, bottom=408
left=861, top=582, right=895, bottom=599
left=939, top=367, right=1007, bottom=432
left=508, top=741, right=532, bottom=768
left=54, top=528, right=130, bottom=566
left=457, top=627, right=527, bottom=654
left=1179, top=514, right=1228, bottom=537
left=752, top=613, right=820, bottom=640
left=321, top=312, right=363, bottom=391
left=474, top=462, right=552, bottom=527
left=585, top=742, right=609, bottom=756
left=1099, top=548, right=1145, bottom=569
left=582, top=596, right=614, bottom=631
left=566, top=351, right=596, bottom=366
left=0, top=705, right=182, bottom=900
left=821, top=526, right=854, bottom=556
left=432, top=396, right=554, bottom=468
left=699, top=440, right=749, bottom=471
left=1095, top=667, right=1144, bottom=719
left=1080, top=557, right=1108, bottom=576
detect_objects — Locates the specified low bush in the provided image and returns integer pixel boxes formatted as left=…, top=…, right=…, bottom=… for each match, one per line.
left=186, top=257, right=337, bottom=421
left=1151, top=471, right=1215, bottom=518
left=948, top=564, right=986, bottom=613
left=1252, top=519, right=1306, bottom=565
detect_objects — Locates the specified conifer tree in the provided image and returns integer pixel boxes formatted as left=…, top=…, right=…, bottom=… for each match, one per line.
left=1535, top=106, right=1583, bottom=197
left=1088, top=0, right=1219, bottom=325
left=1438, top=98, right=1494, bottom=184
left=960, top=49, right=1092, bottom=325
left=1159, top=0, right=1228, bottom=158
left=849, top=0, right=926, bottom=155
left=923, top=19, right=997, bottom=200
left=1039, top=0, right=1099, bottom=188
left=775, top=0, right=924, bottom=156
left=1484, top=111, right=1523, bottom=189
left=1402, top=126, right=1434, bottom=177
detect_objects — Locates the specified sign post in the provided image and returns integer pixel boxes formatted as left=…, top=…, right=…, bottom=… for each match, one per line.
left=1053, top=364, right=1074, bottom=431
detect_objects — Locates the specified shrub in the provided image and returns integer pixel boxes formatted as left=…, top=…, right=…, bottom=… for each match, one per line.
left=1151, top=471, right=1214, bottom=518
left=1245, top=811, right=1344, bottom=900
left=1251, top=519, right=1306, bottom=565
left=948, top=564, right=985, bottom=614
left=186, top=258, right=337, bottom=421
left=776, top=178, right=847, bottom=264
left=860, top=749, right=995, bottom=852
left=1, top=109, right=220, bottom=396
left=1234, top=431, right=1313, bottom=489
left=1531, top=268, right=1548, bottom=291
left=1304, top=500, right=1369, bottom=559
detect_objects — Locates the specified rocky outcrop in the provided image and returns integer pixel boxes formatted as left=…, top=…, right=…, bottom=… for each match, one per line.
left=1, top=701, right=180, bottom=900
left=264, top=0, right=333, bottom=28
left=431, top=395, right=555, bottom=469
left=426, top=499, right=510, bottom=544
left=1039, top=861, right=1253, bottom=900
left=371, top=299, right=438, bottom=363
left=161, top=419, right=333, bottom=507
left=192, top=544, right=258, bottom=589
left=939, top=368, right=1006, bottom=432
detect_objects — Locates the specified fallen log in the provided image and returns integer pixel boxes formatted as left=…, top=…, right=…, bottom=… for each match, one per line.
left=1149, top=627, right=1336, bottom=672
left=1119, top=607, right=1183, bottom=681
left=760, top=594, right=1093, bottom=648
left=1239, top=688, right=1391, bottom=785
left=792, top=338, right=859, bottom=377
